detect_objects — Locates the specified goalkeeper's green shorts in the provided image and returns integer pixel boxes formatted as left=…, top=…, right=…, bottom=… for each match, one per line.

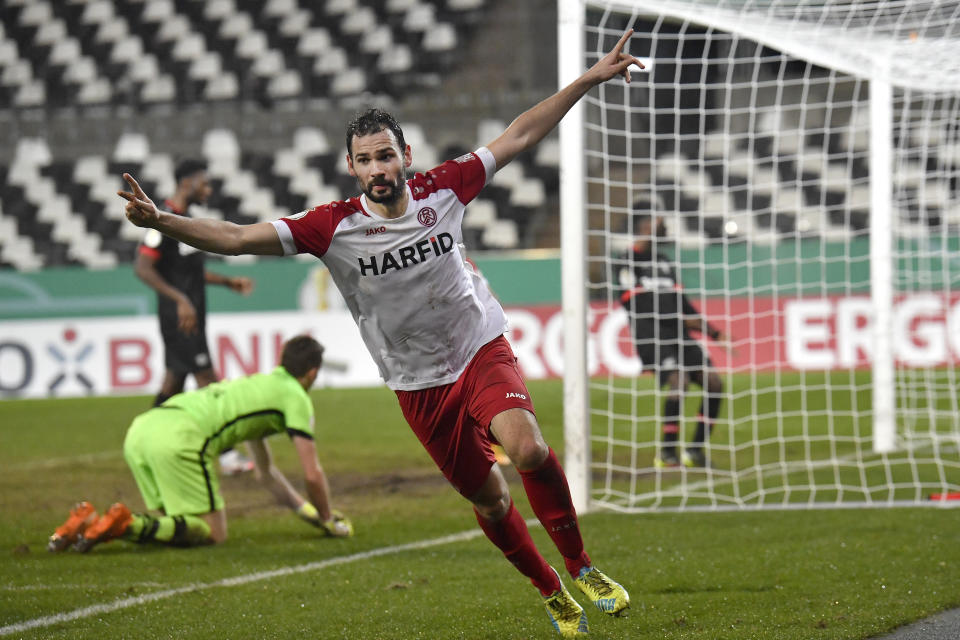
left=123, top=407, right=224, bottom=516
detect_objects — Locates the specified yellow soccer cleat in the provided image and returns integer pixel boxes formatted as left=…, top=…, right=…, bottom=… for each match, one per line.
left=574, top=566, right=630, bottom=616
left=48, top=501, right=99, bottom=552
left=543, top=568, right=589, bottom=637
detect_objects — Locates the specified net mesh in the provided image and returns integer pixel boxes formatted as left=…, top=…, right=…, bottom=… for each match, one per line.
left=578, top=0, right=960, bottom=510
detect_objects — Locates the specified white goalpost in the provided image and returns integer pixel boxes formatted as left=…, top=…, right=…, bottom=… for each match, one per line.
left=559, top=0, right=960, bottom=512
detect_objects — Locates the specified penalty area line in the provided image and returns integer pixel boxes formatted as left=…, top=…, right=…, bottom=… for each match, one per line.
left=0, top=528, right=488, bottom=636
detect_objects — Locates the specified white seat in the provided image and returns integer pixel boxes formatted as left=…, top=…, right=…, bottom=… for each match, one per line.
left=267, top=70, right=302, bottom=97
left=379, top=45, right=412, bottom=72
left=293, top=127, right=331, bottom=156
left=265, top=0, right=298, bottom=17
left=205, top=0, right=236, bottom=21
left=140, top=75, right=176, bottom=102
left=253, top=50, right=285, bottom=76
left=482, top=219, right=519, bottom=248
left=362, top=25, right=393, bottom=53
left=172, top=33, right=206, bottom=61
left=142, top=0, right=175, bottom=21
left=20, top=3, right=53, bottom=27
left=219, top=12, right=252, bottom=39
left=463, top=199, right=496, bottom=228
left=49, top=38, right=81, bottom=65
left=189, top=52, right=222, bottom=79
left=236, top=31, right=268, bottom=59
left=342, top=8, right=376, bottom=36
left=297, top=29, right=333, bottom=56
left=129, top=56, right=160, bottom=82
left=77, top=78, right=112, bottom=104
left=331, top=69, right=365, bottom=95
left=279, top=10, right=312, bottom=36
left=63, top=58, right=98, bottom=84
left=313, top=49, right=348, bottom=75
left=114, top=132, right=151, bottom=162
left=35, top=20, right=68, bottom=46
left=405, top=4, right=435, bottom=31
left=110, top=36, right=144, bottom=64
left=203, top=129, right=241, bottom=164
left=204, top=74, right=238, bottom=100
left=510, top=178, right=546, bottom=208
left=14, top=81, right=45, bottom=107
left=423, top=23, right=456, bottom=52
left=82, top=1, right=115, bottom=25
left=156, top=16, right=191, bottom=42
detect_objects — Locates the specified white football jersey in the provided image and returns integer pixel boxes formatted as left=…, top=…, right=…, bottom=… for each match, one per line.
left=272, top=147, right=508, bottom=390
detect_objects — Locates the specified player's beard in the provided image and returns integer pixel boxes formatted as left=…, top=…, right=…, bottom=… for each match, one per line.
left=362, top=171, right=406, bottom=205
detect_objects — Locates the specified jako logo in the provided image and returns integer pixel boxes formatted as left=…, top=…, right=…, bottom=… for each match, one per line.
left=358, top=232, right=455, bottom=276
left=505, top=392, right=527, bottom=400
left=365, top=226, right=386, bottom=236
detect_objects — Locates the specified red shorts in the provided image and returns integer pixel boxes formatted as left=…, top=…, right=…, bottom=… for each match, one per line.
left=395, top=335, right=535, bottom=498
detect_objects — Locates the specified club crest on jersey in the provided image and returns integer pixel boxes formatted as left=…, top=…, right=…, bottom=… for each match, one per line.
left=417, top=207, right=437, bottom=227
left=358, top=232, right=455, bottom=276
left=366, top=226, right=387, bottom=236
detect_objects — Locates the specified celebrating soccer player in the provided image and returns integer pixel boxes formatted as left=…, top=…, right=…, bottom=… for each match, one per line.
left=118, top=30, right=642, bottom=637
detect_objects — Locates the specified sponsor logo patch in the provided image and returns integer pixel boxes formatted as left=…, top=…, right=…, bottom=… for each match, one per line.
left=505, top=392, right=527, bottom=400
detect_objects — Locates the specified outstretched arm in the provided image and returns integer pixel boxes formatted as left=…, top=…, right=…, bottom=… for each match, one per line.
left=119, top=173, right=283, bottom=256
left=486, top=29, right=643, bottom=170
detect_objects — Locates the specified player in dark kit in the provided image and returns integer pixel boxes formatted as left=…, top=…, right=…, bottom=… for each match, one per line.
left=134, top=159, right=255, bottom=474
left=616, top=201, right=727, bottom=468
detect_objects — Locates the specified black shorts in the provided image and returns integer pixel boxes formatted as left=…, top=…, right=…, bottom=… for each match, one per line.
left=632, top=332, right=712, bottom=387
left=161, top=325, right=213, bottom=375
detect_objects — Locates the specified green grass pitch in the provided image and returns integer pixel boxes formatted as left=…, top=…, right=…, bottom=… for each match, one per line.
left=1, top=379, right=958, bottom=639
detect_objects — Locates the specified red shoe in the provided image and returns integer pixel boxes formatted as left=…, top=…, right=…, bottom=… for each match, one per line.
left=74, top=503, right=133, bottom=553
left=48, top=501, right=99, bottom=552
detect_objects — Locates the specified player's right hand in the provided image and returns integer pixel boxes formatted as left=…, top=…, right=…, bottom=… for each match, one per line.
left=176, top=298, right=198, bottom=334
left=118, top=173, right=160, bottom=228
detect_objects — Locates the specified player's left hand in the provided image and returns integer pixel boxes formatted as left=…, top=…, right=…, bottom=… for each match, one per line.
left=228, top=276, right=254, bottom=295
left=587, top=29, right=645, bottom=85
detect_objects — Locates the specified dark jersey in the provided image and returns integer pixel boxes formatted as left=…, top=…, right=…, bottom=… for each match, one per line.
left=615, top=246, right=700, bottom=340
left=137, top=201, right=207, bottom=337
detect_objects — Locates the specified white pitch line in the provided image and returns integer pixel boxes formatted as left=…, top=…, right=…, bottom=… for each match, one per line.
left=1, top=582, right=165, bottom=592
left=6, top=451, right=121, bottom=472
left=0, top=528, right=489, bottom=636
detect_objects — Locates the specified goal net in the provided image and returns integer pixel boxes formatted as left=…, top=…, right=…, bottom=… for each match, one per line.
left=559, top=0, right=960, bottom=511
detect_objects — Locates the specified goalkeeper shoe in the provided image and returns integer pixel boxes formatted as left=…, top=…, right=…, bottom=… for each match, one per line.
left=74, top=502, right=132, bottom=553
left=543, top=568, right=589, bottom=637
left=219, top=449, right=255, bottom=475
left=682, top=447, right=707, bottom=468
left=48, top=501, right=99, bottom=552
left=654, top=448, right=681, bottom=468
left=574, top=566, right=630, bottom=616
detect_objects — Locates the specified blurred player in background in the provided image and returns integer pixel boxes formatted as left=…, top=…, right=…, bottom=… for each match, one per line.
left=134, top=159, right=256, bottom=475
left=48, top=335, right=352, bottom=553
left=119, top=31, right=642, bottom=637
left=615, top=200, right=727, bottom=468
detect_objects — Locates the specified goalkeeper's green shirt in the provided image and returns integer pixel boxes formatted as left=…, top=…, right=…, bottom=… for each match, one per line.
left=162, top=366, right=314, bottom=453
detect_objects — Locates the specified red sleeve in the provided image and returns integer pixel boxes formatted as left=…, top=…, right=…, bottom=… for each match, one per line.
left=138, top=245, right=160, bottom=260
left=417, top=151, right=488, bottom=205
left=279, top=199, right=363, bottom=257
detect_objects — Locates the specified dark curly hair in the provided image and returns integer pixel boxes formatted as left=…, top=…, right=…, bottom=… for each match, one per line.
left=345, top=108, right=406, bottom=157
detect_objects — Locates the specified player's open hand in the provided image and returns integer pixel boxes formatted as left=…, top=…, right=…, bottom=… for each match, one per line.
left=118, top=173, right=160, bottom=228
left=587, top=29, right=645, bottom=85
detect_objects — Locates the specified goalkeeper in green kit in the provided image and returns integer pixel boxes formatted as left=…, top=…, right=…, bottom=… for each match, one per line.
left=48, top=334, right=353, bottom=553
